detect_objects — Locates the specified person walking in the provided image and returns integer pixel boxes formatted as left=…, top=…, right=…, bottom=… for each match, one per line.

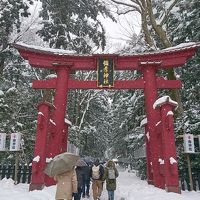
left=74, top=166, right=85, bottom=200
left=102, top=160, right=119, bottom=200
left=90, top=159, right=104, bottom=200
left=82, top=164, right=91, bottom=198
left=54, top=167, right=78, bottom=200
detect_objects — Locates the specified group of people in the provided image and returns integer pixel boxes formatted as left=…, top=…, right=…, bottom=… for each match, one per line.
left=54, top=158, right=119, bottom=200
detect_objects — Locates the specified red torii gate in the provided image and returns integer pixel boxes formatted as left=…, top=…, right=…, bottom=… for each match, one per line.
left=13, top=42, right=200, bottom=193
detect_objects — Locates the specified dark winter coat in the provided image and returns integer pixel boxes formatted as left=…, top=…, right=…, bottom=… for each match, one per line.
left=75, top=166, right=85, bottom=188
left=82, top=165, right=91, bottom=183
left=102, top=160, right=119, bottom=191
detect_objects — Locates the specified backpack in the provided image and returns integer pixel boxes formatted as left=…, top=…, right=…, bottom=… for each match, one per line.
left=108, top=168, right=115, bottom=179
left=92, top=165, right=100, bottom=179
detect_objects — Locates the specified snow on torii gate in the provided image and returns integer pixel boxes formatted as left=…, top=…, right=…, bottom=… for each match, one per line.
left=14, top=42, right=200, bottom=193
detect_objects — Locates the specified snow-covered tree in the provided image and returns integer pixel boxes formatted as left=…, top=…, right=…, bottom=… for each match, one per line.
left=0, top=0, right=35, bottom=75
left=167, top=0, right=200, bottom=179
left=37, top=0, right=115, bottom=53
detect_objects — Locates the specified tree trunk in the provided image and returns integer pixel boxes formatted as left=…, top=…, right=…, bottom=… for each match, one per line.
left=42, top=89, right=54, bottom=104
left=145, top=0, right=183, bottom=117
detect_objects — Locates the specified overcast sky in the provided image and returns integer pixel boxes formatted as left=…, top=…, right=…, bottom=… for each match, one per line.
left=103, top=12, right=141, bottom=42
left=99, top=9, right=141, bottom=53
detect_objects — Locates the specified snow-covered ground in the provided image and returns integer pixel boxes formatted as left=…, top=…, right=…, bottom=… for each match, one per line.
left=0, top=169, right=199, bottom=200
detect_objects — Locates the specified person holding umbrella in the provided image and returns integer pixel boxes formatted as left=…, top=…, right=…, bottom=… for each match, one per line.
left=44, top=152, right=80, bottom=200
left=54, top=168, right=78, bottom=200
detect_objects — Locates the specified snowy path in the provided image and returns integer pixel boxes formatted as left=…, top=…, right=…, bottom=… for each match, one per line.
left=0, top=169, right=200, bottom=200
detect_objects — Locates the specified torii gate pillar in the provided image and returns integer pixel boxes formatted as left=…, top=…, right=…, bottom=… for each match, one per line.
left=142, top=64, right=165, bottom=189
left=51, top=67, right=70, bottom=156
left=154, top=96, right=180, bottom=193
left=44, top=67, right=70, bottom=187
left=29, top=102, right=52, bottom=191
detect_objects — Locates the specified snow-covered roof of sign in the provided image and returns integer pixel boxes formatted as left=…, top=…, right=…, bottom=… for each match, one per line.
left=13, top=42, right=200, bottom=57
left=153, top=96, right=178, bottom=109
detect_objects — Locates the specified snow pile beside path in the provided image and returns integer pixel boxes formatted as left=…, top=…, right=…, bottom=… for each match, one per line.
left=0, top=178, right=15, bottom=189
left=115, top=169, right=200, bottom=200
left=0, top=179, right=56, bottom=200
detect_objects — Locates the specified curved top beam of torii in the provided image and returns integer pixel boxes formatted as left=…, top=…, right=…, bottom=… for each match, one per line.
left=13, top=42, right=200, bottom=71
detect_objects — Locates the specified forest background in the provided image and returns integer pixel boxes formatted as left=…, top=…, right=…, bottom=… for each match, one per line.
left=0, top=0, right=200, bottom=181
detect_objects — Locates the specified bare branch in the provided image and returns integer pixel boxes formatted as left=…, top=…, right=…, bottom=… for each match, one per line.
left=110, top=0, right=141, bottom=13
left=78, top=91, right=102, bottom=130
left=117, top=8, right=140, bottom=15
left=145, top=0, right=171, bottom=47
left=14, top=2, right=41, bottom=43
left=141, top=12, right=154, bottom=47
left=134, top=0, right=145, bottom=11
left=146, top=0, right=157, bottom=32
left=160, top=0, right=180, bottom=26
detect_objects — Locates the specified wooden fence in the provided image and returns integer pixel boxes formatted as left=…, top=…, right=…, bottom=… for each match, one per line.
left=179, top=169, right=200, bottom=191
left=0, top=164, right=32, bottom=184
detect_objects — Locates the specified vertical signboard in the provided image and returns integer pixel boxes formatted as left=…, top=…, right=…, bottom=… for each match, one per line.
left=10, top=133, right=22, bottom=151
left=0, top=133, right=6, bottom=151
left=183, top=134, right=195, bottom=153
left=97, top=58, right=114, bottom=87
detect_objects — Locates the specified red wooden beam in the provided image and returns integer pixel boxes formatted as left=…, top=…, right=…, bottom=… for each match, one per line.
left=32, top=78, right=182, bottom=90
left=32, top=79, right=144, bottom=89
left=68, top=79, right=145, bottom=89
left=157, top=79, right=182, bottom=89
left=32, top=78, right=57, bottom=89
left=18, top=49, right=195, bottom=70
left=13, top=42, right=200, bottom=71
